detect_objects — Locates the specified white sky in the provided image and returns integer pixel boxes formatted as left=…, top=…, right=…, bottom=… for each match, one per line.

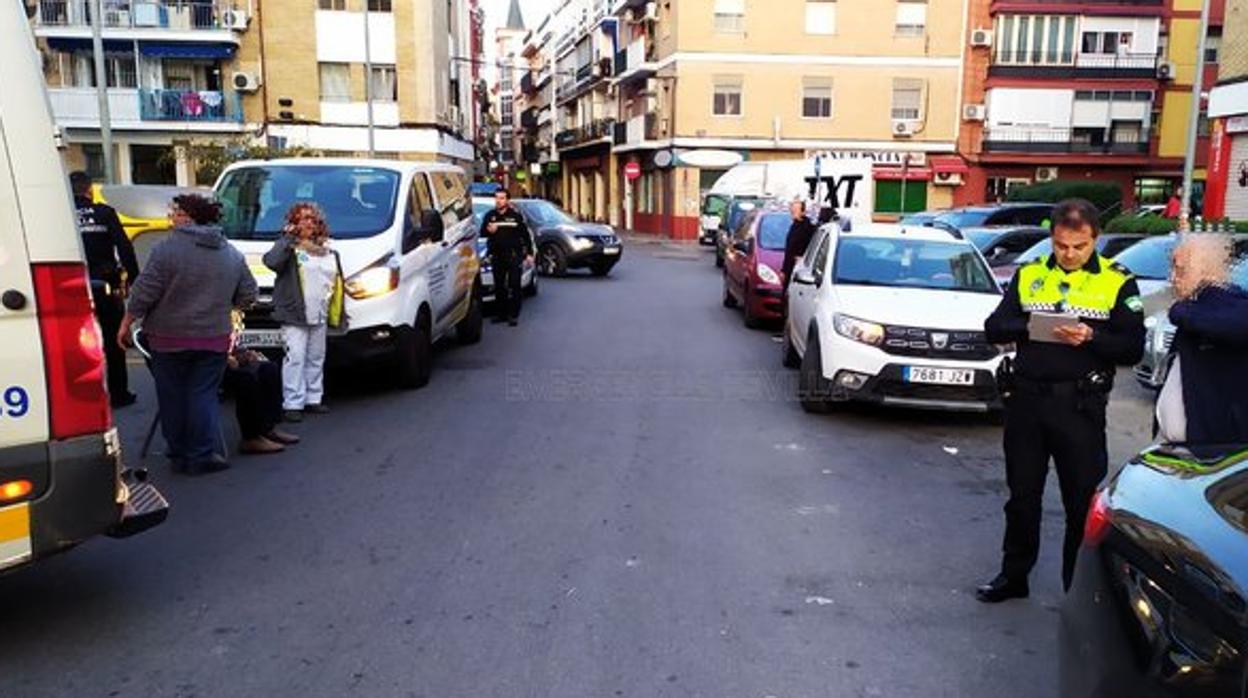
left=482, top=0, right=557, bottom=54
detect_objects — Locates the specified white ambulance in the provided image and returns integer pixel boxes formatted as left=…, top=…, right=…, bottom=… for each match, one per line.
left=0, top=0, right=166, bottom=572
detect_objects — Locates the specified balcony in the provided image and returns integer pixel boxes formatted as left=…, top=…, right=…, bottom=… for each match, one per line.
left=556, top=118, right=615, bottom=150
left=613, top=36, right=657, bottom=83
left=520, top=71, right=536, bottom=95
left=612, top=113, right=659, bottom=148
left=982, top=126, right=1151, bottom=155
left=990, top=53, right=1158, bottom=80
left=520, top=107, right=539, bottom=130
left=46, top=87, right=246, bottom=130
left=140, top=89, right=241, bottom=122
left=35, top=0, right=242, bottom=34
left=991, top=0, right=1162, bottom=9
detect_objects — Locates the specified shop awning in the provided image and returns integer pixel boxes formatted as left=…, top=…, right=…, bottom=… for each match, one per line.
left=46, top=37, right=134, bottom=52
left=930, top=155, right=970, bottom=175
left=138, top=42, right=236, bottom=59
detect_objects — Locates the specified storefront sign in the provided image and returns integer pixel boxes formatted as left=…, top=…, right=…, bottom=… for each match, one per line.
left=805, top=150, right=928, bottom=167
left=1227, top=115, right=1248, bottom=134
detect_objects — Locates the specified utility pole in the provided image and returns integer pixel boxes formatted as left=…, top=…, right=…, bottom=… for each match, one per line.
left=362, top=0, right=376, bottom=157
left=1179, top=0, right=1212, bottom=231
left=90, top=0, right=116, bottom=183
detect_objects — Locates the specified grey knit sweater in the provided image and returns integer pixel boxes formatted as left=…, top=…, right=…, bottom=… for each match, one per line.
left=126, top=224, right=257, bottom=338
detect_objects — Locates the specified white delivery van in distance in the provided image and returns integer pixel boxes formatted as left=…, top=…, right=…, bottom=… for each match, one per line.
left=708, top=157, right=875, bottom=229
left=0, top=0, right=166, bottom=573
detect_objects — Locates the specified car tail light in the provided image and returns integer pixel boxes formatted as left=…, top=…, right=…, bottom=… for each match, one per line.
left=32, top=263, right=112, bottom=439
left=1083, top=489, right=1113, bottom=548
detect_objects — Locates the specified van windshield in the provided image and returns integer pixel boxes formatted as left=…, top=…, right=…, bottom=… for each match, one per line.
left=216, top=165, right=401, bottom=240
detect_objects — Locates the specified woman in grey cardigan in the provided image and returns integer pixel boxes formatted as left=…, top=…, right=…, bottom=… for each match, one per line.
left=119, top=194, right=257, bottom=475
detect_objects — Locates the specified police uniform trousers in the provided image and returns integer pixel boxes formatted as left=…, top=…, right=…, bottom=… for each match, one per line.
left=1001, top=384, right=1108, bottom=591
left=493, top=249, right=525, bottom=321
left=91, top=283, right=129, bottom=400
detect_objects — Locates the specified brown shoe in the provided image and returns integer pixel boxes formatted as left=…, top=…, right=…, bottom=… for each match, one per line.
left=239, top=436, right=285, bottom=455
left=266, top=429, right=301, bottom=445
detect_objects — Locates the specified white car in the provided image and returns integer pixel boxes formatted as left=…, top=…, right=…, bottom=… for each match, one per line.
left=217, top=159, right=483, bottom=389
left=471, top=197, right=537, bottom=302
left=782, top=224, right=1008, bottom=413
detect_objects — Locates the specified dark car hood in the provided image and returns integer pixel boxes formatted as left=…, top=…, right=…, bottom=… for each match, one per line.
left=536, top=222, right=616, bottom=238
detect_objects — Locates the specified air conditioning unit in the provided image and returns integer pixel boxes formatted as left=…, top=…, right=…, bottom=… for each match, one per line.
left=934, top=170, right=963, bottom=186
left=644, top=2, right=658, bottom=22
left=1036, top=166, right=1059, bottom=182
left=222, top=8, right=248, bottom=30
left=232, top=71, right=261, bottom=92
left=892, top=120, right=917, bottom=137
left=970, top=28, right=992, bottom=48
left=962, top=104, right=986, bottom=121
left=1157, top=61, right=1175, bottom=80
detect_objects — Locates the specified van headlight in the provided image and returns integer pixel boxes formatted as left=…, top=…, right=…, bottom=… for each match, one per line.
left=833, top=313, right=885, bottom=346
left=756, top=263, right=781, bottom=285
left=345, top=264, right=399, bottom=300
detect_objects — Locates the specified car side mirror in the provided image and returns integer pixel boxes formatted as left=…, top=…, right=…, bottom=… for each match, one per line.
left=792, top=268, right=816, bottom=286
left=733, top=239, right=752, bottom=254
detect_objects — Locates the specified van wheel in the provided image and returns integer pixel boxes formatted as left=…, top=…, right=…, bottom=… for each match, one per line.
left=456, top=282, right=484, bottom=345
left=721, top=275, right=738, bottom=308
left=539, top=243, right=567, bottom=277
left=799, top=329, right=833, bottom=414
left=781, top=323, right=800, bottom=369
left=396, top=310, right=433, bottom=389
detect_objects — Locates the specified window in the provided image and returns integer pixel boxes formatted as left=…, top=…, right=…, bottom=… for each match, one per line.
left=1205, top=29, right=1221, bottom=63
left=370, top=65, right=397, bottom=102
left=805, top=0, right=835, bottom=35
left=430, top=171, right=472, bottom=225
left=712, top=76, right=742, bottom=116
left=367, top=0, right=391, bottom=11
left=501, top=95, right=513, bottom=125
left=801, top=81, right=833, bottom=119
left=713, top=0, right=744, bottom=33
left=67, top=53, right=137, bottom=88
left=318, top=0, right=345, bottom=10
left=895, top=1, right=926, bottom=37
left=891, top=78, right=923, bottom=121
left=1082, top=31, right=1130, bottom=55
left=809, top=230, right=831, bottom=284
left=995, top=14, right=1075, bottom=65
left=319, top=63, right=351, bottom=102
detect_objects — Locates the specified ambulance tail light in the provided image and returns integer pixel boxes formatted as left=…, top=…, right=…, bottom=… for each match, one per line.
left=32, top=263, right=112, bottom=439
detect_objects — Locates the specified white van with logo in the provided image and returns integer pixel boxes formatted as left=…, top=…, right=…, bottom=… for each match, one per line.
left=215, top=159, right=483, bottom=388
left=0, top=0, right=166, bottom=572
left=708, top=157, right=875, bottom=229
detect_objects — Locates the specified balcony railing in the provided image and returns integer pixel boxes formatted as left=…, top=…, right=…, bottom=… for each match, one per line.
left=519, top=71, right=535, bottom=95
left=520, top=107, right=539, bottom=130
left=139, top=89, right=241, bottom=122
left=556, top=118, right=615, bottom=149
left=992, top=0, right=1161, bottom=6
left=983, top=126, right=1151, bottom=155
left=990, top=53, right=1158, bottom=79
left=613, top=36, right=657, bottom=81
left=37, top=0, right=235, bottom=30
left=612, top=113, right=658, bottom=146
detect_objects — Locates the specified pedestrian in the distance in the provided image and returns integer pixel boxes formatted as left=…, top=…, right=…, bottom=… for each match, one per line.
left=1163, top=188, right=1182, bottom=219
left=119, top=194, right=257, bottom=475
left=70, top=171, right=141, bottom=408
left=978, top=199, right=1145, bottom=601
left=479, top=189, right=534, bottom=327
left=1156, top=234, right=1248, bottom=445
left=264, top=203, right=345, bottom=423
left=780, top=199, right=816, bottom=292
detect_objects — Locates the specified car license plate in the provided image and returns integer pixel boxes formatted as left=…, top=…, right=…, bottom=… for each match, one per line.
left=602, top=246, right=620, bottom=255
left=0, top=503, right=32, bottom=571
left=238, top=329, right=285, bottom=349
left=903, top=366, right=975, bottom=386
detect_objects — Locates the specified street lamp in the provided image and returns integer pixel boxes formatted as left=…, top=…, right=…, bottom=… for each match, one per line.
left=1179, top=0, right=1213, bottom=230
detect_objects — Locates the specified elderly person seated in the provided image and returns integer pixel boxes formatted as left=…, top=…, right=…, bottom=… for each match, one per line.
left=224, top=313, right=301, bottom=454
left=1156, top=234, right=1248, bottom=445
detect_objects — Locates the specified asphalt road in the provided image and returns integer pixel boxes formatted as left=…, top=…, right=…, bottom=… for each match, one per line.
left=0, top=239, right=1157, bottom=698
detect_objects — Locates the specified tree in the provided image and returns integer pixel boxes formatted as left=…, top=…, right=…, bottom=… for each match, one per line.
left=167, top=139, right=323, bottom=185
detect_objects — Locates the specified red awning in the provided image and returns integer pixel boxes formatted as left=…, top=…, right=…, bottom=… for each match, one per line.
left=873, top=167, right=931, bottom=181
left=930, top=155, right=970, bottom=175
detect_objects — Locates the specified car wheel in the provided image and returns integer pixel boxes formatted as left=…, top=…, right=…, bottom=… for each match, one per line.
left=456, top=281, right=483, bottom=345
left=722, top=274, right=738, bottom=308
left=539, top=243, right=568, bottom=277
left=781, top=322, right=800, bottom=369
left=589, top=261, right=613, bottom=277
left=524, top=271, right=538, bottom=296
left=742, top=286, right=763, bottom=329
left=798, top=329, right=833, bottom=414
left=395, top=309, right=433, bottom=389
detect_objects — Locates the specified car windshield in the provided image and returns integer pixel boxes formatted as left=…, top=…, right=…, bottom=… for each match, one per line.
left=216, top=165, right=401, bottom=240
left=964, top=229, right=1002, bottom=250
left=703, top=194, right=729, bottom=217
left=727, top=200, right=759, bottom=231
left=834, top=237, right=999, bottom=294
left=517, top=200, right=575, bottom=226
left=933, top=209, right=990, bottom=229
left=899, top=211, right=937, bottom=226
left=1113, top=236, right=1177, bottom=280
left=1018, top=238, right=1051, bottom=263
left=757, top=213, right=792, bottom=250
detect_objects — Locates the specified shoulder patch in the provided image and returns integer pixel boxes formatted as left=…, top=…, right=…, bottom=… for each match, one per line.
left=1124, top=295, right=1144, bottom=313
left=1108, top=261, right=1134, bottom=278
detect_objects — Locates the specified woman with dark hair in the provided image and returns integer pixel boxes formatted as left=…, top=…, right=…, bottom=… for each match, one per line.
left=263, top=203, right=345, bottom=422
left=119, top=194, right=257, bottom=475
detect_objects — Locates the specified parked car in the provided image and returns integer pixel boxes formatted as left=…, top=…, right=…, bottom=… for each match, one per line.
left=899, top=210, right=943, bottom=226
left=1112, top=234, right=1182, bottom=297
left=715, top=196, right=763, bottom=268
left=722, top=206, right=791, bottom=328
left=932, top=203, right=1055, bottom=231
left=700, top=192, right=731, bottom=245
left=993, top=233, right=1147, bottom=287
left=1060, top=443, right=1248, bottom=698
left=471, top=197, right=538, bottom=302
left=217, top=159, right=484, bottom=388
left=511, top=198, right=622, bottom=277
left=961, top=225, right=1051, bottom=268
left=0, top=0, right=167, bottom=575
left=783, top=223, right=1007, bottom=413
left=469, top=181, right=502, bottom=197
left=91, top=184, right=208, bottom=268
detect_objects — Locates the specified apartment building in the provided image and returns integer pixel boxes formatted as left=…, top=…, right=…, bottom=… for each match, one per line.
left=517, top=14, right=560, bottom=198
left=31, top=0, right=478, bottom=185
left=494, top=0, right=525, bottom=174
left=956, top=0, right=1224, bottom=210
left=1207, top=0, right=1247, bottom=219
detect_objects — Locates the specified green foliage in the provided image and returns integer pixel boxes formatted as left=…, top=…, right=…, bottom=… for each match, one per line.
left=1103, top=213, right=1179, bottom=236
left=167, top=139, right=323, bottom=186
left=1006, top=180, right=1123, bottom=215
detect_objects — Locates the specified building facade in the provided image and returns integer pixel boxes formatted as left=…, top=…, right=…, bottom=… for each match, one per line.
left=1207, top=0, right=1248, bottom=219
left=33, top=0, right=477, bottom=185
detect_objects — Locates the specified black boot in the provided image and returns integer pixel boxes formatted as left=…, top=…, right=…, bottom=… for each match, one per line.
left=975, top=574, right=1029, bottom=603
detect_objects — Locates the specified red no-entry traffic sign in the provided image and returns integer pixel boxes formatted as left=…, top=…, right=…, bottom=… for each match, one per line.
left=624, top=162, right=641, bottom=181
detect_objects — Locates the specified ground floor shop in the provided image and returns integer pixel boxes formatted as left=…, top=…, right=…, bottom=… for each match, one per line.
left=1206, top=79, right=1248, bottom=221
left=956, top=161, right=1193, bottom=213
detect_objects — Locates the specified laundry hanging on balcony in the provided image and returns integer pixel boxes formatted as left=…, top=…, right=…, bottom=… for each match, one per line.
left=137, top=42, right=235, bottom=59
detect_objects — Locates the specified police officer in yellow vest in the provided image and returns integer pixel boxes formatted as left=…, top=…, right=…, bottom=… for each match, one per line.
left=977, top=199, right=1145, bottom=602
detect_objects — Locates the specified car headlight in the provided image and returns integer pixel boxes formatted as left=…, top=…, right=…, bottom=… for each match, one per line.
left=833, top=313, right=885, bottom=346
left=756, top=263, right=781, bottom=285
left=345, top=263, right=399, bottom=300
left=571, top=236, right=594, bottom=251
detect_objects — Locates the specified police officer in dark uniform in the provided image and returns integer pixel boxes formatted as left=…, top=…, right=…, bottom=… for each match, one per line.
left=70, top=171, right=141, bottom=408
left=977, top=199, right=1145, bottom=602
left=479, top=189, right=534, bottom=327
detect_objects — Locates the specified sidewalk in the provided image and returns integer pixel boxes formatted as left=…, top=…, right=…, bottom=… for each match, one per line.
left=615, top=227, right=704, bottom=252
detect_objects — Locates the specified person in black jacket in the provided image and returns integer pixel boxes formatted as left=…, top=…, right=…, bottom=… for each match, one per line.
left=1160, top=235, right=1248, bottom=445
left=780, top=199, right=816, bottom=292
left=70, top=171, right=140, bottom=408
left=479, top=189, right=534, bottom=327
